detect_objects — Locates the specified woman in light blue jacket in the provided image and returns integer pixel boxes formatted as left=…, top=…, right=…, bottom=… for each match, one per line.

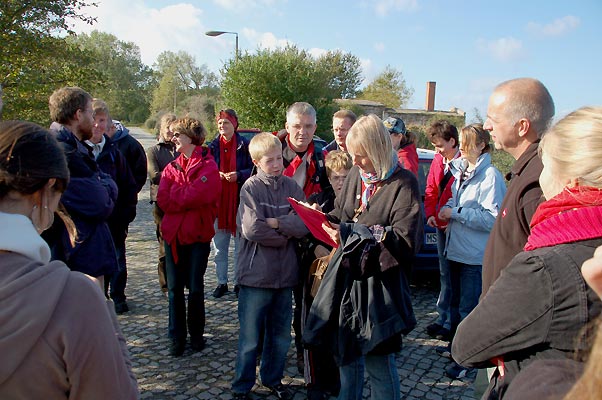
left=438, top=123, right=506, bottom=379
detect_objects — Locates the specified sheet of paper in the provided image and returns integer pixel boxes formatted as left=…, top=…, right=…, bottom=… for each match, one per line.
left=287, top=197, right=338, bottom=248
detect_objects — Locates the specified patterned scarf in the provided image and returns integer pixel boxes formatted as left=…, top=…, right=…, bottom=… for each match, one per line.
left=524, top=186, right=602, bottom=251
left=217, top=134, right=238, bottom=234
left=359, top=153, right=399, bottom=207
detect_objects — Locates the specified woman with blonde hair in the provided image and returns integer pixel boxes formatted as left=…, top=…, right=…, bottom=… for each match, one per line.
left=304, top=114, right=422, bottom=400
left=0, top=120, right=137, bottom=399
left=452, top=107, right=602, bottom=399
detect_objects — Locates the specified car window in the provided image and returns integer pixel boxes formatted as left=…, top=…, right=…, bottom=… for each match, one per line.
left=417, top=159, right=432, bottom=197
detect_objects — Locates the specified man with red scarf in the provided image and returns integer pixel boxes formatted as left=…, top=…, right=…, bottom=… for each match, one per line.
left=208, top=109, right=253, bottom=298
left=279, top=102, right=330, bottom=377
left=282, top=102, right=329, bottom=198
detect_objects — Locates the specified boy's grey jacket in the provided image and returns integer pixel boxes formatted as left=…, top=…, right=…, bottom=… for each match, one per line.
left=236, top=169, right=309, bottom=288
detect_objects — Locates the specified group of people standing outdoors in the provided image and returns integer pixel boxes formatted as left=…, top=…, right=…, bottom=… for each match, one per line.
left=2, top=76, right=602, bottom=400
left=424, top=77, right=602, bottom=400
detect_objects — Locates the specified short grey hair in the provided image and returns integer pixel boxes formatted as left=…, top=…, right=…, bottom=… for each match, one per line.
left=495, top=78, right=555, bottom=137
left=286, top=102, right=316, bottom=123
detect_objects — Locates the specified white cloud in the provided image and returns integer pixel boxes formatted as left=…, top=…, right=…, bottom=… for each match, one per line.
left=309, top=47, right=329, bottom=58
left=373, top=42, right=385, bottom=52
left=476, top=37, right=524, bottom=62
left=70, top=1, right=206, bottom=66
left=359, top=58, right=375, bottom=87
left=212, top=0, right=281, bottom=12
left=374, top=0, right=418, bottom=17
left=242, top=28, right=291, bottom=50
left=526, top=15, right=580, bottom=37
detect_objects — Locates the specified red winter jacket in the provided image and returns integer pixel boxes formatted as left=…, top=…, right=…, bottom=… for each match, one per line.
left=396, top=143, right=419, bottom=177
left=157, top=146, right=221, bottom=249
left=424, top=152, right=458, bottom=229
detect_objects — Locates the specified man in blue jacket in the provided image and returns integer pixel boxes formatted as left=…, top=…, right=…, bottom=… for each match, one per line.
left=89, top=99, right=138, bottom=314
left=46, top=87, right=118, bottom=289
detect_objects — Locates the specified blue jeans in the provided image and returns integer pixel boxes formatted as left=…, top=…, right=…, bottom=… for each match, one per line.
left=212, top=223, right=239, bottom=285
left=435, top=229, right=451, bottom=329
left=338, top=354, right=400, bottom=400
left=165, top=241, right=210, bottom=343
left=232, top=286, right=293, bottom=394
left=449, top=260, right=482, bottom=333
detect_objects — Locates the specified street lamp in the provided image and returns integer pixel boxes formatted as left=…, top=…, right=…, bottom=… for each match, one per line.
left=205, top=30, right=239, bottom=61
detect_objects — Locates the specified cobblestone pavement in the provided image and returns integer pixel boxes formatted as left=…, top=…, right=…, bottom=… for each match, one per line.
left=122, top=128, right=477, bottom=399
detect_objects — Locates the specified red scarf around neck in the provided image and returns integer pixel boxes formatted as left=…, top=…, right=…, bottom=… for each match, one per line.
left=524, top=186, right=602, bottom=251
left=284, top=139, right=321, bottom=197
left=218, top=135, right=238, bottom=234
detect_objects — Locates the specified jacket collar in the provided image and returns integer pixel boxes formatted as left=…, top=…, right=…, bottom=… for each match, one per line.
left=509, top=141, right=540, bottom=180
left=55, top=125, right=93, bottom=157
left=256, top=168, right=283, bottom=190
left=450, top=152, right=491, bottom=181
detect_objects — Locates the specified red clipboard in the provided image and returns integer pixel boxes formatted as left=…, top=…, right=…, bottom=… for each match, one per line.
left=288, top=197, right=338, bottom=248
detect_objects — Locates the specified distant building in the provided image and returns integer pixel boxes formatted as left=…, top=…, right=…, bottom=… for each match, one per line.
left=337, top=82, right=466, bottom=128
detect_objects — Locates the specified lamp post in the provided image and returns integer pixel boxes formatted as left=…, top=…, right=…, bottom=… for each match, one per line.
left=205, top=30, right=239, bottom=61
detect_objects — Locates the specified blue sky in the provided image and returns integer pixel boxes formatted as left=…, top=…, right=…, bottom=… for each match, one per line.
left=72, top=0, right=602, bottom=122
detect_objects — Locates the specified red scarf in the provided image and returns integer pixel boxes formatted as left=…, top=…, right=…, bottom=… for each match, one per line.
left=283, top=139, right=321, bottom=197
left=217, top=135, right=238, bottom=234
left=524, top=186, right=602, bottom=251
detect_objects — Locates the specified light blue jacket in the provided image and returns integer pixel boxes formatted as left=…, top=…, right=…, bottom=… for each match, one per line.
left=442, top=153, right=506, bottom=265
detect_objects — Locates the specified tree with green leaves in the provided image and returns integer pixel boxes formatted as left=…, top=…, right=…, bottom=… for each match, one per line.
left=150, top=51, right=219, bottom=119
left=68, top=30, right=154, bottom=123
left=220, top=45, right=362, bottom=133
left=358, top=65, right=414, bottom=108
left=315, top=50, right=363, bottom=99
left=0, top=1, right=100, bottom=123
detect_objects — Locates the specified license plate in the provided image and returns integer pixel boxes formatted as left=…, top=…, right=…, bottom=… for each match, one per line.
left=425, top=232, right=437, bottom=245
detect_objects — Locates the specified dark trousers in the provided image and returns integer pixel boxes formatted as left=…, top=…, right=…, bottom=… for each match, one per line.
left=109, top=234, right=128, bottom=303
left=165, top=241, right=210, bottom=343
left=153, top=204, right=168, bottom=293
left=104, top=225, right=128, bottom=303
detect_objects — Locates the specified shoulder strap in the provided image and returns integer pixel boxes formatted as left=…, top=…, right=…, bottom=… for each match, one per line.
left=311, top=141, right=330, bottom=189
left=438, top=170, right=453, bottom=202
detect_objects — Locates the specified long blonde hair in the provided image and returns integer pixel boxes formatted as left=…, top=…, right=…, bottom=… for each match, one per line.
left=346, top=114, right=396, bottom=179
left=559, top=107, right=602, bottom=400
left=539, top=106, right=602, bottom=188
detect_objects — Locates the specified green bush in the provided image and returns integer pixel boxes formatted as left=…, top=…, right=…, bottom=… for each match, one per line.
left=144, top=117, right=157, bottom=131
left=491, top=150, right=514, bottom=179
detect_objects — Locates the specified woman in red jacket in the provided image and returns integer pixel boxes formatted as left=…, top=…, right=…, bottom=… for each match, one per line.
left=157, top=117, right=221, bottom=357
left=423, top=120, right=460, bottom=342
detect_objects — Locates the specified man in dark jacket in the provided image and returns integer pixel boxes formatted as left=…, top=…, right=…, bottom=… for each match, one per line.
left=104, top=118, right=146, bottom=311
left=90, top=99, right=138, bottom=314
left=46, top=87, right=118, bottom=287
left=323, top=109, right=356, bottom=153
left=472, top=78, right=554, bottom=393
left=109, top=120, right=147, bottom=193
left=280, top=101, right=331, bottom=373
left=481, top=78, right=555, bottom=296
